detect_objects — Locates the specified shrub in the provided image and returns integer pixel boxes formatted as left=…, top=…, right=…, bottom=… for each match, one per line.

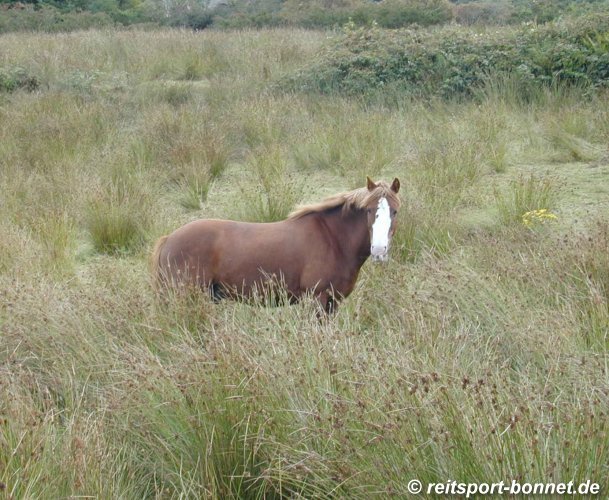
left=278, top=0, right=452, bottom=29
left=167, top=6, right=213, bottom=30
left=0, top=66, right=40, bottom=93
left=212, top=0, right=284, bottom=29
left=363, top=0, right=453, bottom=28
left=453, top=1, right=514, bottom=25
left=508, top=0, right=609, bottom=25
left=282, top=14, right=609, bottom=100
left=0, top=4, right=115, bottom=33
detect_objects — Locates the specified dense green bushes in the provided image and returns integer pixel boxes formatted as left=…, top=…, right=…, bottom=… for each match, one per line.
left=0, top=5, right=116, bottom=32
left=1, top=0, right=608, bottom=32
left=0, top=1, right=213, bottom=33
left=219, top=0, right=453, bottom=30
left=213, top=0, right=609, bottom=30
left=283, top=14, right=609, bottom=99
left=166, top=6, right=213, bottom=31
left=453, top=0, right=609, bottom=25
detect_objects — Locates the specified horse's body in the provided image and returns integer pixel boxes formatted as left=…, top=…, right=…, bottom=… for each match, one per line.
left=151, top=178, right=400, bottom=313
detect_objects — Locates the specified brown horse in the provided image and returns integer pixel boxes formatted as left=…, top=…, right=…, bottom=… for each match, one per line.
left=151, top=177, right=400, bottom=313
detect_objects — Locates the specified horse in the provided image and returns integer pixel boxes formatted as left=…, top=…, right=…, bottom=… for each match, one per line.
left=151, top=177, right=400, bottom=314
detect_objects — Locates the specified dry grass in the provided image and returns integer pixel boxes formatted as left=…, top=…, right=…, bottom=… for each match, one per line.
left=1, top=27, right=609, bottom=498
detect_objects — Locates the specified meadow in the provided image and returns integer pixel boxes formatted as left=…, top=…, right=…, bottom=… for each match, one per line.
left=1, top=25, right=609, bottom=498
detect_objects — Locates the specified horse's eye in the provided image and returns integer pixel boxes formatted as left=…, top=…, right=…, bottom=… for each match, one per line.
left=391, top=210, right=397, bottom=217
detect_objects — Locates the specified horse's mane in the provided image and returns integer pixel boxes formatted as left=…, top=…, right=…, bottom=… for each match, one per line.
left=288, top=181, right=400, bottom=220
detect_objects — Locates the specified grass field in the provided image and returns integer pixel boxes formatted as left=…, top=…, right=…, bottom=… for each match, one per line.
left=1, top=27, right=609, bottom=498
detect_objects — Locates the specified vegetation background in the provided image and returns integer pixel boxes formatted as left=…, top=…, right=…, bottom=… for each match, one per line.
left=2, top=0, right=609, bottom=31
left=1, top=0, right=609, bottom=497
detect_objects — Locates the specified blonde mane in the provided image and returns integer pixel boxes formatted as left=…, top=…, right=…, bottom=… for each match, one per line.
left=288, top=181, right=400, bottom=220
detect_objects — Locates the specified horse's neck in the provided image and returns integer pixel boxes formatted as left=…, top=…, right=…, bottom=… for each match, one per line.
left=321, top=207, right=370, bottom=265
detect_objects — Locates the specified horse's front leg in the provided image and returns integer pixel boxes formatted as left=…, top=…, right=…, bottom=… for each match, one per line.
left=210, top=282, right=226, bottom=303
left=316, top=289, right=339, bottom=318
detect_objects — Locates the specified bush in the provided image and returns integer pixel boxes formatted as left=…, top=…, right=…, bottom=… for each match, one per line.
left=0, top=4, right=115, bottom=33
left=282, top=14, right=609, bottom=100
left=509, top=0, right=608, bottom=24
left=214, top=0, right=452, bottom=29
left=212, top=0, right=284, bottom=29
left=453, top=1, right=514, bottom=25
left=278, top=0, right=452, bottom=29
left=364, top=0, right=453, bottom=28
left=0, top=66, right=40, bottom=92
left=167, top=6, right=213, bottom=30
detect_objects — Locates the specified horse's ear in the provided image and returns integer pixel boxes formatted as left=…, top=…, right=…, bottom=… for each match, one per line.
left=391, top=178, right=400, bottom=193
left=366, top=176, right=377, bottom=191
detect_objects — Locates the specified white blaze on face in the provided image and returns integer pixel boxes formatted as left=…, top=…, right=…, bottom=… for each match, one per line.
left=371, top=197, right=392, bottom=261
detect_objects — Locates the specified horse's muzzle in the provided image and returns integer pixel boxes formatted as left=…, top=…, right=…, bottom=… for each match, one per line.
left=371, top=254, right=389, bottom=263
left=371, top=244, right=389, bottom=262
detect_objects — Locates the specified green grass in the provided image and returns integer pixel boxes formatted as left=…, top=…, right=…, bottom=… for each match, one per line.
left=494, top=173, right=559, bottom=225
left=1, top=27, right=609, bottom=498
left=237, top=145, right=304, bottom=222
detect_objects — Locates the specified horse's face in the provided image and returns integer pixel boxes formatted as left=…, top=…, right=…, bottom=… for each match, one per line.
left=365, top=177, right=400, bottom=262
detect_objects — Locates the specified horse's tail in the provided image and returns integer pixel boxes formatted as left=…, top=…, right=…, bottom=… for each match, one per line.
left=150, top=235, right=169, bottom=291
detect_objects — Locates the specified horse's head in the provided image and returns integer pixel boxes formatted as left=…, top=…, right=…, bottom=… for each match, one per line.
left=364, top=177, right=400, bottom=262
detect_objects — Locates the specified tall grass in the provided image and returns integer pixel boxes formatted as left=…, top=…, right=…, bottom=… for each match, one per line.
left=86, top=189, right=151, bottom=255
left=1, top=28, right=609, bottom=499
left=291, top=103, right=400, bottom=187
left=237, top=145, right=303, bottom=222
left=494, top=174, right=558, bottom=225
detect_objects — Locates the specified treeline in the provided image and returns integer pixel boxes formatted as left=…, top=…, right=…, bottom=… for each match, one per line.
left=1, top=0, right=608, bottom=33
left=215, top=0, right=609, bottom=29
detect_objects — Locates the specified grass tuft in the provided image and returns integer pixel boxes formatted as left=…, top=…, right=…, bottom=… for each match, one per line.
left=86, top=180, right=152, bottom=255
left=237, top=146, right=303, bottom=222
left=495, top=173, right=559, bottom=226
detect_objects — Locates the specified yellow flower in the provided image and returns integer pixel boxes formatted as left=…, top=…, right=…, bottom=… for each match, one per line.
left=521, top=209, right=558, bottom=227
